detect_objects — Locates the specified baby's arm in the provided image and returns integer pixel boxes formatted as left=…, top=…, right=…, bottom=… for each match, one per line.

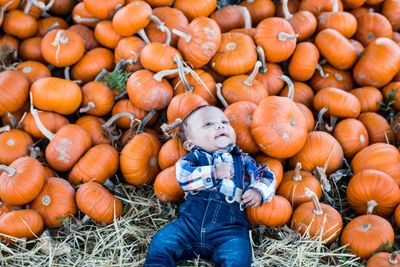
left=175, top=155, right=216, bottom=192
left=243, top=155, right=276, bottom=205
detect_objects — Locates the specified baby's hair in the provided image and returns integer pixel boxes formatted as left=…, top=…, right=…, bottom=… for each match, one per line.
left=178, top=105, right=211, bottom=142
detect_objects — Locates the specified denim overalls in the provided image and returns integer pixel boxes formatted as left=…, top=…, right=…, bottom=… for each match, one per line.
left=144, top=150, right=252, bottom=267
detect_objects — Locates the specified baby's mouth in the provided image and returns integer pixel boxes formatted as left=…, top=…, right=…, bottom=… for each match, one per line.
left=216, top=133, right=227, bottom=138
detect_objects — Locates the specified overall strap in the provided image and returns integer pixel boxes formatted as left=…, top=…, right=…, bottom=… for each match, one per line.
left=232, top=152, right=244, bottom=190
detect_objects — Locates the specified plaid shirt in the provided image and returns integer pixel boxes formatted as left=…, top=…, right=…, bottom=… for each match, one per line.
left=176, top=144, right=276, bottom=203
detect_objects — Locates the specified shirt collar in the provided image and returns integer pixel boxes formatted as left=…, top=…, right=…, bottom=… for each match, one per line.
left=191, top=144, right=241, bottom=155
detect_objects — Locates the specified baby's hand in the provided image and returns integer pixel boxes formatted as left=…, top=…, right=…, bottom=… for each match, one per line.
left=241, top=189, right=262, bottom=208
left=215, top=162, right=233, bottom=179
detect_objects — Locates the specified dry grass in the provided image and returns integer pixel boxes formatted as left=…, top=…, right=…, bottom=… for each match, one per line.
left=0, top=183, right=363, bottom=267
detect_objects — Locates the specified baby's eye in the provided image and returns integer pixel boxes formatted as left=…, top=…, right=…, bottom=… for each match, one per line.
left=222, top=120, right=229, bottom=124
left=204, top=122, right=213, bottom=127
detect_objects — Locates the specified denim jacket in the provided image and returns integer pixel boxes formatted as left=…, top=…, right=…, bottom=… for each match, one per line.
left=175, top=144, right=276, bottom=204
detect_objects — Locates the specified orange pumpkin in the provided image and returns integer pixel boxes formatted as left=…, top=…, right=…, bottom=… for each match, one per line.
left=367, top=252, right=400, bottom=267
left=36, top=16, right=68, bottom=37
left=71, top=47, right=115, bottom=83
left=0, top=70, right=29, bottom=117
left=21, top=111, right=69, bottom=140
left=19, top=37, right=45, bottom=63
left=31, top=77, right=82, bottom=115
left=224, top=101, right=259, bottom=154
left=210, top=5, right=248, bottom=33
left=255, top=60, right=285, bottom=96
left=30, top=177, right=77, bottom=228
left=315, top=29, right=357, bottom=70
left=246, top=195, right=292, bottom=227
left=41, top=29, right=85, bottom=67
left=76, top=182, right=122, bottom=224
left=120, top=132, right=161, bottom=185
left=354, top=12, right=393, bottom=47
left=240, top=0, right=275, bottom=26
left=382, top=82, right=400, bottom=111
left=94, top=20, right=122, bottom=49
left=349, top=87, right=382, bottom=113
left=288, top=42, right=319, bottom=81
left=3, top=10, right=38, bottom=39
left=309, top=64, right=354, bottom=92
left=351, top=143, right=400, bottom=185
left=277, top=163, right=322, bottom=208
left=255, top=17, right=297, bottom=63
left=158, top=138, right=187, bottom=170
left=340, top=214, right=394, bottom=259
left=313, top=87, right=361, bottom=118
left=291, top=189, right=343, bottom=244
left=127, top=69, right=174, bottom=111
left=75, top=115, right=109, bottom=145
left=0, top=156, right=45, bottom=206
left=146, top=7, right=188, bottom=47
left=251, top=92, right=307, bottom=158
left=299, top=0, right=343, bottom=16
left=112, top=1, right=152, bottom=37
left=0, top=209, right=43, bottom=241
left=280, top=81, right=314, bottom=108
left=0, top=129, right=33, bottom=165
left=68, top=144, right=119, bottom=185
left=111, top=99, right=150, bottom=129
left=16, top=61, right=51, bottom=85
left=68, top=24, right=99, bottom=51
left=381, top=0, right=400, bottom=31
left=353, top=38, right=400, bottom=88
left=154, top=166, right=184, bottom=202
left=140, top=42, right=182, bottom=73
left=333, top=118, right=369, bottom=159
left=347, top=170, right=400, bottom=217
left=80, top=81, right=115, bottom=116
left=359, top=112, right=393, bottom=144
left=210, top=32, right=257, bottom=76
left=289, top=131, right=344, bottom=175
left=72, top=2, right=100, bottom=28
left=173, top=0, right=216, bottom=20
left=83, top=0, right=124, bottom=19
left=174, top=16, right=221, bottom=68
left=114, top=36, right=146, bottom=72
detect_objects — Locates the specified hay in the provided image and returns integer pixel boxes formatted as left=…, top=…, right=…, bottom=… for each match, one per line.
left=0, top=183, right=362, bottom=267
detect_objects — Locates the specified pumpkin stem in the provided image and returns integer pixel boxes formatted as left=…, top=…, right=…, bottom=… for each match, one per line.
left=305, top=188, right=323, bottom=215
left=279, top=75, right=294, bottom=100
left=0, top=165, right=17, bottom=177
left=79, top=102, right=96, bottom=113
left=103, top=112, right=135, bottom=130
left=216, top=83, right=229, bottom=108
left=278, top=32, right=297, bottom=42
left=4, top=112, right=17, bottom=129
left=73, top=15, right=100, bottom=24
left=64, top=66, right=71, bottom=80
left=103, top=179, right=115, bottom=190
left=29, top=145, right=42, bottom=159
left=256, top=45, right=268, bottom=74
left=172, top=28, right=192, bottom=43
left=137, top=29, right=151, bottom=44
left=181, top=61, right=216, bottom=101
left=366, top=200, right=377, bottom=214
left=150, top=15, right=172, bottom=46
left=153, top=68, right=180, bottom=82
left=325, top=116, right=338, bottom=132
left=241, top=6, right=252, bottom=28
left=281, top=0, right=293, bottom=20
left=46, top=22, right=60, bottom=35
left=244, top=61, right=262, bottom=87
left=29, top=93, right=55, bottom=141
left=389, top=253, right=399, bottom=264
left=0, top=125, right=10, bottom=133
left=137, top=110, right=156, bottom=134
left=316, top=64, right=329, bottom=78
left=51, top=30, right=69, bottom=66
left=0, top=7, right=5, bottom=26
left=95, top=68, right=109, bottom=81
left=314, top=107, right=329, bottom=131
left=293, top=162, right=303, bottom=181
left=23, top=0, right=34, bottom=13
left=314, top=166, right=331, bottom=192
left=31, top=0, right=55, bottom=11
left=41, top=195, right=51, bottom=206
left=175, top=55, right=192, bottom=92
left=160, top=118, right=183, bottom=137
left=332, top=0, right=339, bottom=12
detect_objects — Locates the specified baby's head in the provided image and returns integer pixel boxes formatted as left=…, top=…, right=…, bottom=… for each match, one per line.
left=179, top=105, right=236, bottom=152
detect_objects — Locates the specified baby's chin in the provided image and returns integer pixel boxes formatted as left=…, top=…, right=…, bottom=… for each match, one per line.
left=214, top=138, right=234, bottom=148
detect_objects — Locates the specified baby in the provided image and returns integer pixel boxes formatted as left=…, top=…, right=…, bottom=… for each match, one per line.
left=144, top=105, right=276, bottom=267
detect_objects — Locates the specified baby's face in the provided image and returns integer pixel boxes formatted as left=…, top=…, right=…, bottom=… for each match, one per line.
left=184, top=106, right=236, bottom=152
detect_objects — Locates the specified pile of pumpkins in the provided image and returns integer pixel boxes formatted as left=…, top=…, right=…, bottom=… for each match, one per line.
left=1, top=0, right=400, bottom=264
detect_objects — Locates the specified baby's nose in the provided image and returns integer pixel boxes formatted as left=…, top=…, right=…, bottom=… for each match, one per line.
left=216, top=122, right=225, bottom=129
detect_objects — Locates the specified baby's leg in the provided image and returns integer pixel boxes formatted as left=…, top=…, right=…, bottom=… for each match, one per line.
left=211, top=235, right=252, bottom=267
left=144, top=219, right=195, bottom=267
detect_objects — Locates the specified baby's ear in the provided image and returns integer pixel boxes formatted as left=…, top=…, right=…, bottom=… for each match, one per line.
left=183, top=140, right=194, bottom=151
